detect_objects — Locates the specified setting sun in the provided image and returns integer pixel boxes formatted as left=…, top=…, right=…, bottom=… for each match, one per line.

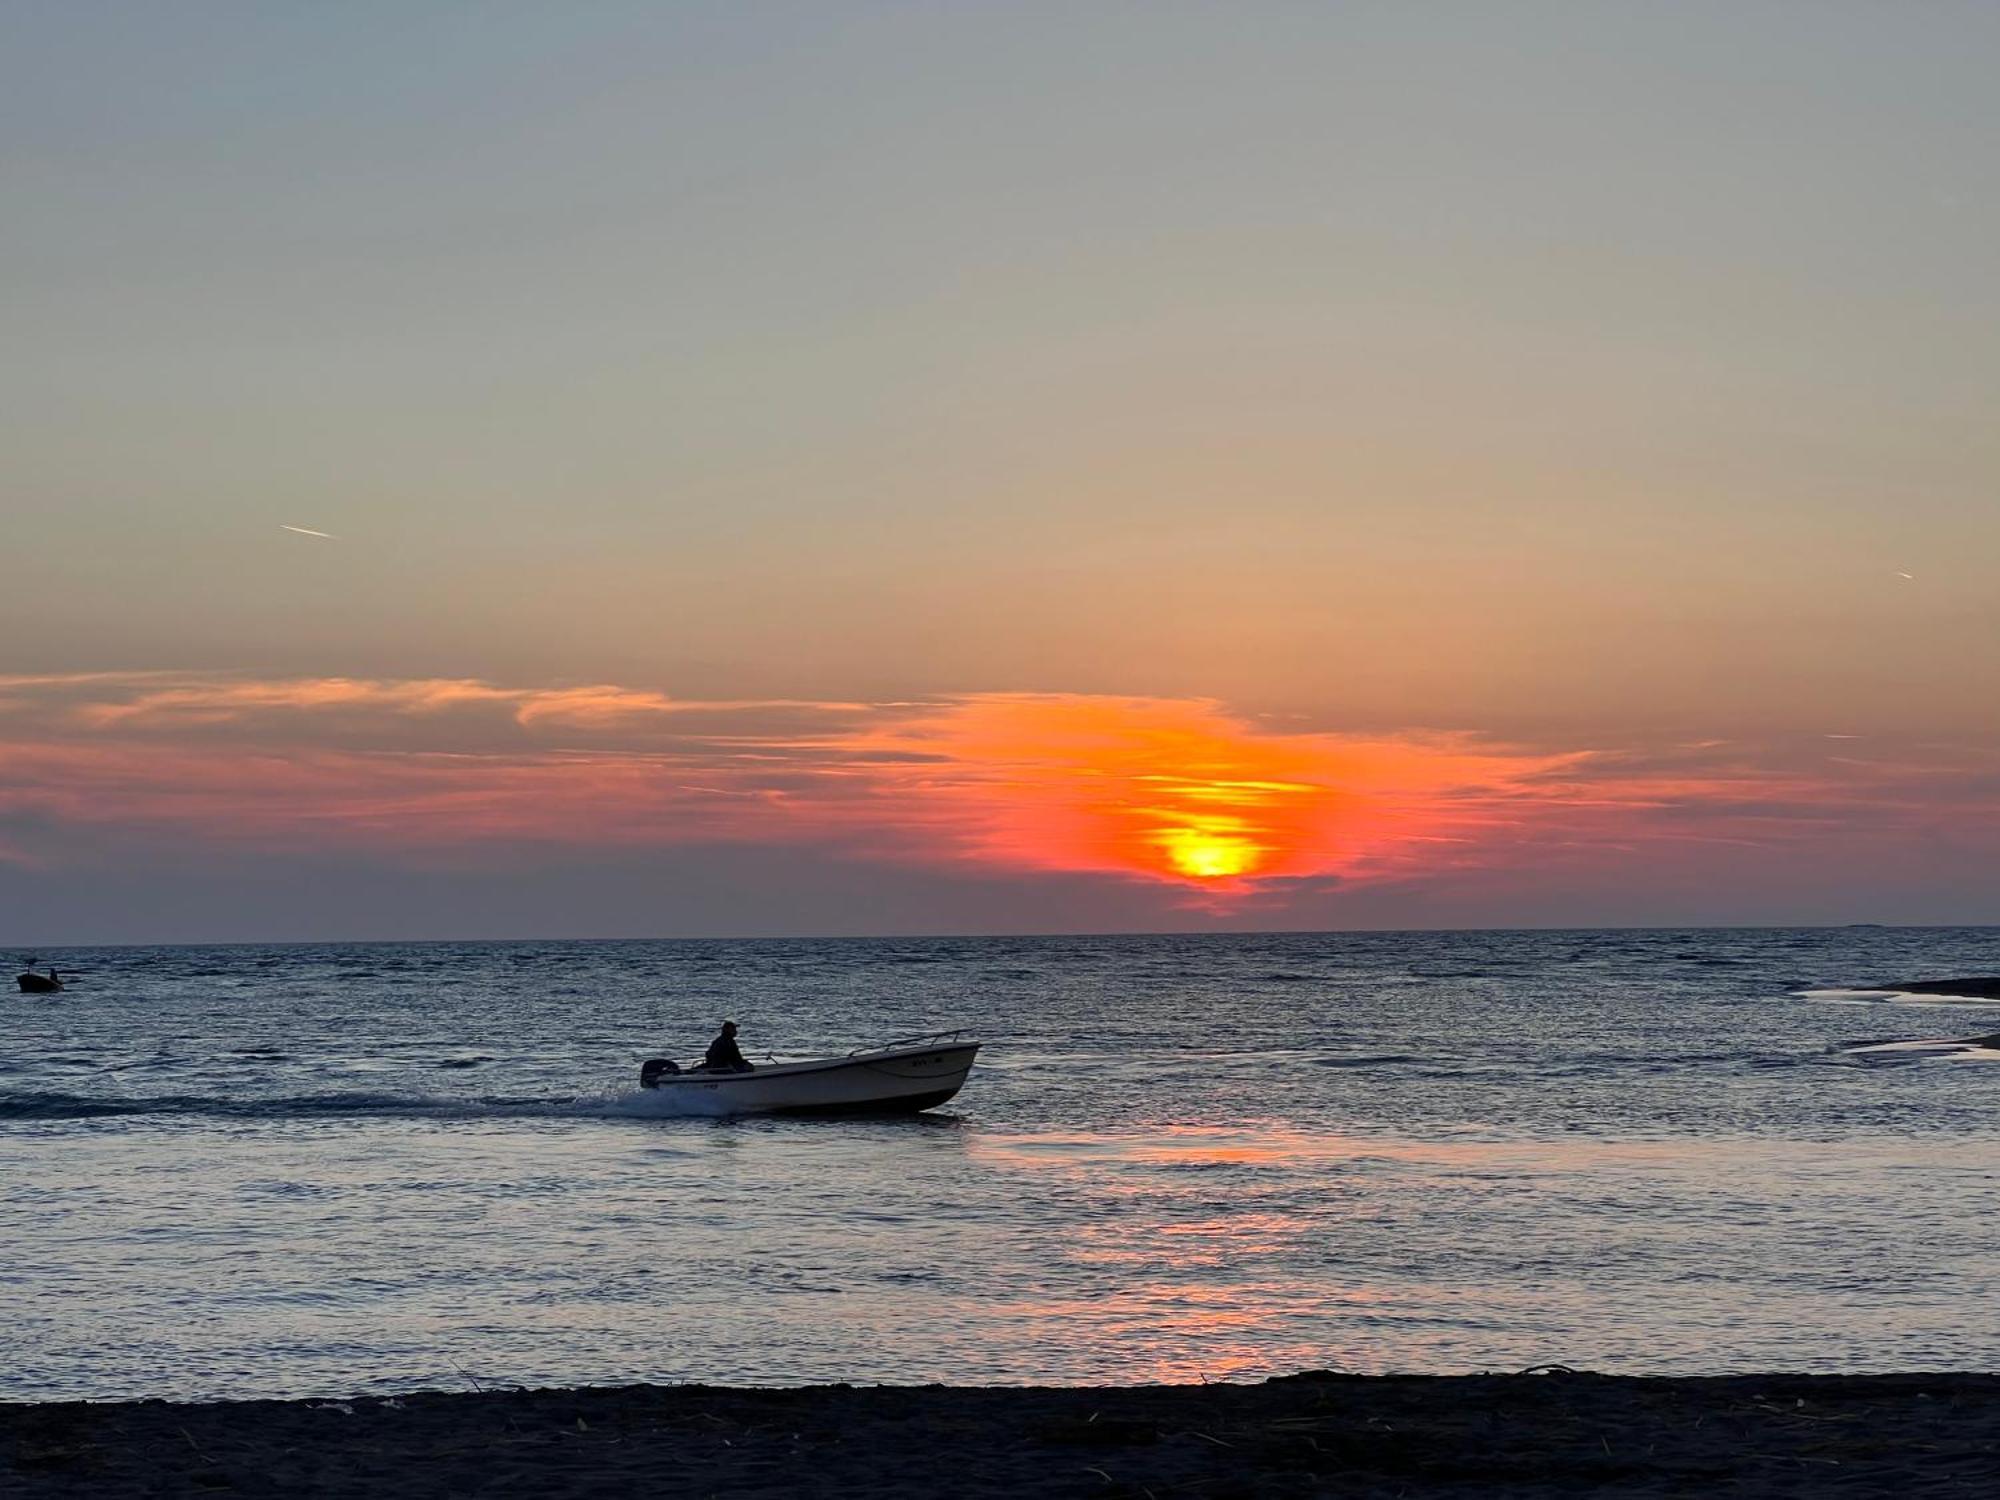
left=841, top=694, right=1588, bottom=893
left=1154, top=821, right=1263, bottom=880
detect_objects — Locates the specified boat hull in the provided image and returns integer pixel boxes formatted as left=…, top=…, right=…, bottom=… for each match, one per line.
left=767, top=1084, right=966, bottom=1117
left=643, top=1040, right=979, bottom=1115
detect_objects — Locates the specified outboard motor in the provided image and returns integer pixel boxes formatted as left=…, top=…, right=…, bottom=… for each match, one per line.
left=639, top=1057, right=681, bottom=1089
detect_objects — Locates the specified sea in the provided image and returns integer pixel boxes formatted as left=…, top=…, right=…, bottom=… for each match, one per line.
left=4, top=927, right=1998, bottom=1403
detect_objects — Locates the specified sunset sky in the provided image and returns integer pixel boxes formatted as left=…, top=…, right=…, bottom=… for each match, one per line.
left=4, top=4, right=1997, bottom=940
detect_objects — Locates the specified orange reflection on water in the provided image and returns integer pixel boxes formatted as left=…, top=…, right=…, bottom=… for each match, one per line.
left=973, top=1126, right=1725, bottom=1180
left=973, top=1124, right=1378, bottom=1172
left=989, top=1281, right=1396, bottom=1384
left=1071, top=1212, right=1311, bottom=1269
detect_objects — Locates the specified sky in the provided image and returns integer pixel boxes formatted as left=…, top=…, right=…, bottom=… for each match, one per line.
left=3, top=3, right=1997, bottom=941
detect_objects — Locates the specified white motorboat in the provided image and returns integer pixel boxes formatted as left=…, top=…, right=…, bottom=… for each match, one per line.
left=636, top=1032, right=980, bottom=1115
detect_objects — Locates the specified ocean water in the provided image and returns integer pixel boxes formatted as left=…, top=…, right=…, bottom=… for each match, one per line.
left=4, top=927, right=1998, bottom=1402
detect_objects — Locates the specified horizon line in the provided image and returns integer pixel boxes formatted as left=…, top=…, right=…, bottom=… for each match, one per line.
left=8, top=919, right=1990, bottom=953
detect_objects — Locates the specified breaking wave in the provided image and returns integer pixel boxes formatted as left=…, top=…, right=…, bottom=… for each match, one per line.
left=1795, top=987, right=2000, bottom=1007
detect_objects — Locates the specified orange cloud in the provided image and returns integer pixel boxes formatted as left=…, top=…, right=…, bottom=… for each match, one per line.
left=833, top=695, right=1584, bottom=888
left=34, top=673, right=858, bottom=737
left=2, top=673, right=1994, bottom=901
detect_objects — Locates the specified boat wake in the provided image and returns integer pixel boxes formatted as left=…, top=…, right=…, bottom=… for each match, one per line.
left=568, top=1086, right=743, bottom=1119
left=0, top=1086, right=745, bottom=1124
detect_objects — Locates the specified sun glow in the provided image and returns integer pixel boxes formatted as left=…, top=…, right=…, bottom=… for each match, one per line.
left=1154, top=820, right=1263, bottom=880
left=843, top=694, right=1584, bottom=892
left=0, top=674, right=1615, bottom=899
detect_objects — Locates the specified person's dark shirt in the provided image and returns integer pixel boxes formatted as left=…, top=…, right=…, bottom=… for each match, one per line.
left=705, top=1031, right=749, bottom=1071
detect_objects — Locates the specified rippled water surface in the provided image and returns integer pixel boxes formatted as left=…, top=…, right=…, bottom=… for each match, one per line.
left=5, top=928, right=1999, bottom=1400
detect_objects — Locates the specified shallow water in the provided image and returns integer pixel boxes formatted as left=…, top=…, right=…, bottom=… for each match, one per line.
left=4, top=928, right=1998, bottom=1400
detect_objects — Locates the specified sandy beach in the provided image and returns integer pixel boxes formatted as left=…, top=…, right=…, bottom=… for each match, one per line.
left=6, top=1370, right=1998, bottom=1497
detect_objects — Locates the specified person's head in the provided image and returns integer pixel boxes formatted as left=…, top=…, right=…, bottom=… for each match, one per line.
left=721, top=1020, right=737, bottom=1036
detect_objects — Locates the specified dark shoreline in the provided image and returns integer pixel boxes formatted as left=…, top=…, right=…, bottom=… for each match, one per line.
left=7, top=1371, right=1999, bottom=1497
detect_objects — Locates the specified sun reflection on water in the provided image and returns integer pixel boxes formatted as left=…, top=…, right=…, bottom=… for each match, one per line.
left=962, top=1125, right=1778, bottom=1382
left=985, top=1281, right=1414, bottom=1384
left=973, top=1124, right=1378, bottom=1170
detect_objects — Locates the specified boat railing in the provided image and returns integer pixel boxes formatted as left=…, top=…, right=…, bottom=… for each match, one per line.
left=851, top=1029, right=972, bottom=1056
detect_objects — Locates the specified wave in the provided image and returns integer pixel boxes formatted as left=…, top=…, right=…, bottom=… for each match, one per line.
left=0, top=1086, right=740, bottom=1124
left=1830, top=1035, right=2000, bottom=1067
left=1313, top=1053, right=1424, bottom=1068
left=1795, top=987, right=2000, bottom=1007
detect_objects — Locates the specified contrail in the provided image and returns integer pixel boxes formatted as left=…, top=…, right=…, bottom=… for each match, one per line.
left=281, top=525, right=337, bottom=540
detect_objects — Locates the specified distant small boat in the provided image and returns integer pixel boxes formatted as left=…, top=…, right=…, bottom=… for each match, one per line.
left=16, top=970, right=62, bottom=994
left=637, top=1032, right=979, bottom=1115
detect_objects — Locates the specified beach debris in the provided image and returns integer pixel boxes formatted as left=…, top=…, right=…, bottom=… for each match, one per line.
left=448, top=1358, right=487, bottom=1393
